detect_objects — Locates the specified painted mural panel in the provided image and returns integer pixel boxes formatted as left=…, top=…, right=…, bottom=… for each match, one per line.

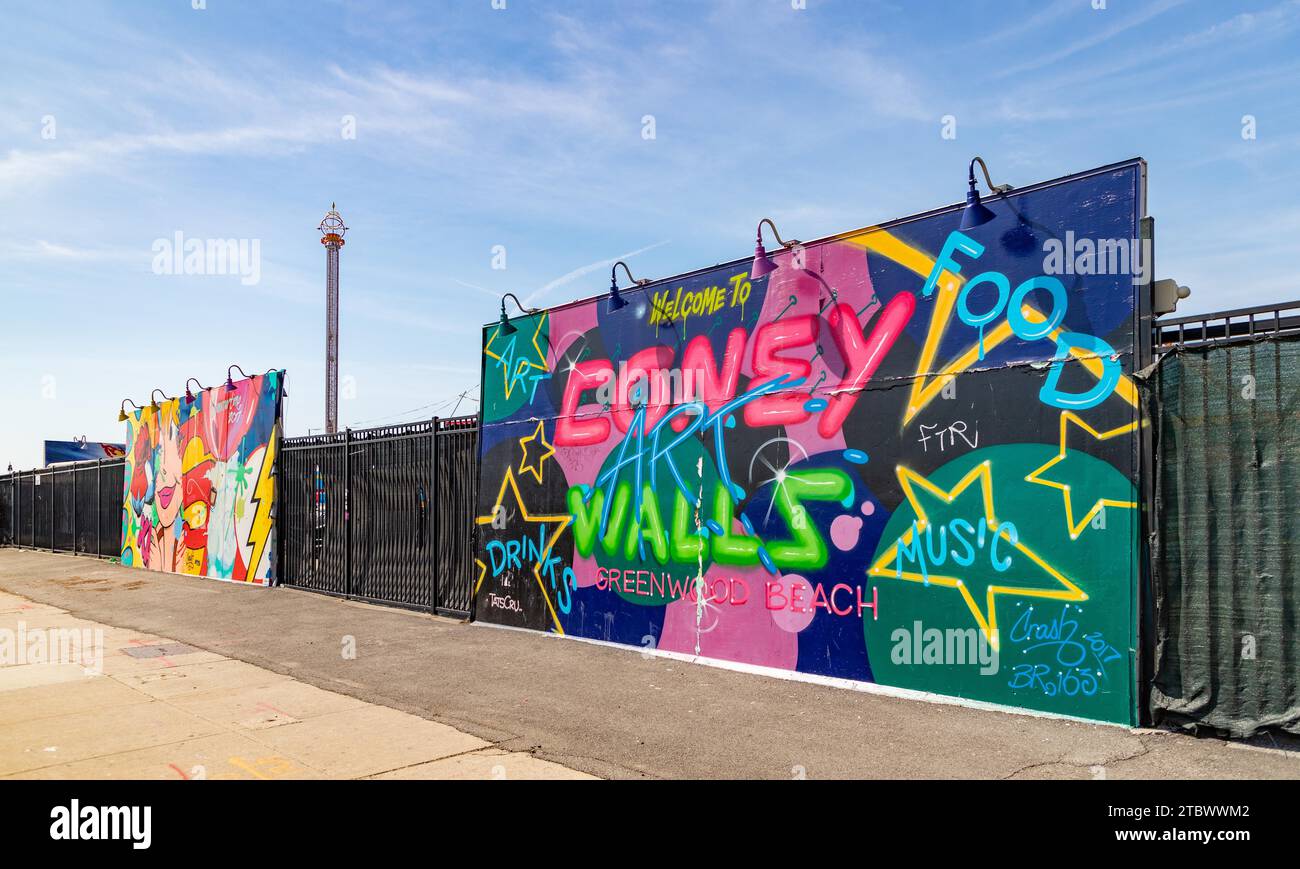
left=474, top=161, right=1145, bottom=724
left=44, top=440, right=126, bottom=465
left=121, top=371, right=284, bottom=585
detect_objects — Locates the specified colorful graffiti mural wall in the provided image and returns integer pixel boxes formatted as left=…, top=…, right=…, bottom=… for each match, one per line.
left=121, top=371, right=284, bottom=585
left=474, top=161, right=1146, bottom=725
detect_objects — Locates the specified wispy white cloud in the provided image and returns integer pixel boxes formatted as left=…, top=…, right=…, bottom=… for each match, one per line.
left=523, top=241, right=671, bottom=307
left=450, top=278, right=506, bottom=300
left=972, top=0, right=1084, bottom=46
left=0, top=239, right=145, bottom=262
left=0, top=124, right=324, bottom=187
left=993, top=0, right=1190, bottom=79
left=0, top=44, right=621, bottom=193
left=987, top=0, right=1300, bottom=116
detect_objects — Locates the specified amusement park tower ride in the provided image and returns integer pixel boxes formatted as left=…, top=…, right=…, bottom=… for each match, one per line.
left=318, top=204, right=347, bottom=434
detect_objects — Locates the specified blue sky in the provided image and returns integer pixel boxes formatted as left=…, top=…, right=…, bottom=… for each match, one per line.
left=2, top=0, right=1298, bottom=469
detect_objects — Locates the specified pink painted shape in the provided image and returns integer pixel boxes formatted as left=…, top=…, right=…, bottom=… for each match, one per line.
left=768, top=574, right=817, bottom=633
left=742, top=241, right=880, bottom=378
left=817, top=293, right=915, bottom=438
left=203, top=377, right=262, bottom=463
left=656, top=598, right=697, bottom=657
left=572, top=551, right=602, bottom=589
left=552, top=424, right=622, bottom=491
left=830, top=514, right=863, bottom=552
left=781, top=412, right=846, bottom=458
left=658, top=560, right=799, bottom=670
left=733, top=241, right=891, bottom=451
left=546, top=302, right=601, bottom=371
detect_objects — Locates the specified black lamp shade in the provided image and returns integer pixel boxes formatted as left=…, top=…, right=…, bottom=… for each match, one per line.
left=960, top=182, right=997, bottom=230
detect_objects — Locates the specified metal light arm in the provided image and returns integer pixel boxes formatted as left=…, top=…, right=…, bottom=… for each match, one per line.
left=969, top=157, right=1013, bottom=194
left=611, top=261, right=650, bottom=288
left=501, top=293, right=537, bottom=317
left=757, top=218, right=800, bottom=249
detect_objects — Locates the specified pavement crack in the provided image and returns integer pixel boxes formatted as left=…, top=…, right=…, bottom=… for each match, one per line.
left=1001, top=737, right=1155, bottom=780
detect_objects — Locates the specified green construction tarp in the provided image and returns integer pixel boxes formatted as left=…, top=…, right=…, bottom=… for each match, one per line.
left=1152, top=335, right=1300, bottom=737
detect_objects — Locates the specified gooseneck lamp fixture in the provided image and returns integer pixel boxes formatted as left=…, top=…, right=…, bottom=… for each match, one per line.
left=225, top=364, right=250, bottom=391
left=148, top=389, right=174, bottom=412
left=751, top=218, right=799, bottom=280
left=184, top=378, right=207, bottom=403
left=498, top=293, right=537, bottom=336
left=960, top=156, right=1012, bottom=231
left=608, top=261, right=650, bottom=314
left=118, top=399, right=142, bottom=423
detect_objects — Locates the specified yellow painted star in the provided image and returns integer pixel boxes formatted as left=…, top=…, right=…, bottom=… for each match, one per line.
left=475, top=467, right=571, bottom=634
left=517, top=419, right=555, bottom=484
left=1025, top=410, right=1139, bottom=540
left=868, top=461, right=1087, bottom=650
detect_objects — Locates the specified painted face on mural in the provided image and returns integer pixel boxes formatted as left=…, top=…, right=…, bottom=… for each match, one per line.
left=154, top=413, right=184, bottom=530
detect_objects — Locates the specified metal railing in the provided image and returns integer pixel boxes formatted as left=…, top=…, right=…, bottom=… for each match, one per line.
left=1155, top=299, right=1300, bottom=349
left=0, top=459, right=125, bottom=558
left=277, top=415, right=479, bottom=617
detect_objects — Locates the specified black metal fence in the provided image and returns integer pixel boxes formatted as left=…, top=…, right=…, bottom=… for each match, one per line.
left=278, top=416, right=479, bottom=617
left=0, top=459, right=125, bottom=558
left=1155, top=298, right=1300, bottom=349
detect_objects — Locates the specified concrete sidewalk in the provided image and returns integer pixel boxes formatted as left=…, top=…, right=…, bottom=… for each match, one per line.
left=0, top=585, right=591, bottom=780
left=1, top=548, right=1297, bottom=779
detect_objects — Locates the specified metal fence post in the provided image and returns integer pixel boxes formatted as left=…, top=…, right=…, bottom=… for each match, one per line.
left=71, top=465, right=77, bottom=555
left=431, top=417, right=440, bottom=612
left=274, top=426, right=282, bottom=586
left=96, top=459, right=102, bottom=558
left=49, top=472, right=55, bottom=552
left=344, top=427, right=352, bottom=599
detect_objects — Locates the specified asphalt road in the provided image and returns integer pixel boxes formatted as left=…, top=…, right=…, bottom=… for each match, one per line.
left=2, top=548, right=1296, bottom=779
